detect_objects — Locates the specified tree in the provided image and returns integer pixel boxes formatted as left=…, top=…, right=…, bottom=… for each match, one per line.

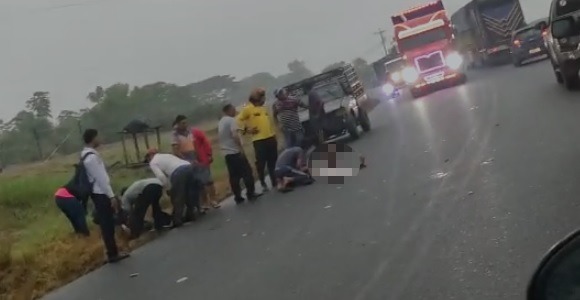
left=26, top=91, right=52, bottom=119
left=87, top=86, right=105, bottom=103
left=322, top=61, right=346, bottom=73
left=57, top=110, right=79, bottom=123
left=287, top=60, right=313, bottom=78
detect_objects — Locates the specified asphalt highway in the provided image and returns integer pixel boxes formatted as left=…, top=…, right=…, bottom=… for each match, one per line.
left=44, top=60, right=580, bottom=300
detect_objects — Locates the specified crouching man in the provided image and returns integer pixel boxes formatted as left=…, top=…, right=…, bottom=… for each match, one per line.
left=144, top=149, right=204, bottom=228
left=118, top=178, right=171, bottom=239
left=275, top=146, right=314, bottom=192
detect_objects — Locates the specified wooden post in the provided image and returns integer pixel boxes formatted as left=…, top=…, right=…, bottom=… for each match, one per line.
left=144, top=131, right=150, bottom=150
left=132, top=133, right=140, bottom=164
left=120, top=133, right=129, bottom=166
left=155, top=127, right=161, bottom=150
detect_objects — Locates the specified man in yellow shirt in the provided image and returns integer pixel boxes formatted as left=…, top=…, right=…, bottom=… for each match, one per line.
left=237, top=88, right=278, bottom=191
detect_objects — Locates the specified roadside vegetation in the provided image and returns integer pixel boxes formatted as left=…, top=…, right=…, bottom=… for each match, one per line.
left=0, top=58, right=379, bottom=299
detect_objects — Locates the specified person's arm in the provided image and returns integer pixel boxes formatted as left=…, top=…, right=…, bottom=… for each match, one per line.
left=120, top=186, right=134, bottom=212
left=236, top=107, right=249, bottom=135
left=150, top=161, right=170, bottom=190
left=295, top=98, right=308, bottom=109
left=84, top=154, right=115, bottom=198
left=200, top=131, right=213, bottom=163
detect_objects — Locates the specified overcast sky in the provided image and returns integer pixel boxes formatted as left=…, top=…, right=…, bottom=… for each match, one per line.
left=1, top=0, right=544, bottom=120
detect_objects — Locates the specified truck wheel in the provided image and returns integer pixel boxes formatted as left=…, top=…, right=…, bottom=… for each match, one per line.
left=564, top=74, right=580, bottom=90
left=410, top=88, right=422, bottom=99
left=358, top=109, right=371, bottom=132
left=345, top=112, right=359, bottom=139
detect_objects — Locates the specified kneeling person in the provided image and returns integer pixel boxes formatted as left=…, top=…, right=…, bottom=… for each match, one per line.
left=275, top=146, right=314, bottom=192
left=119, top=178, right=168, bottom=239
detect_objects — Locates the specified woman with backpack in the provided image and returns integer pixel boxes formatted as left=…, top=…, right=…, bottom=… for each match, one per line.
left=54, top=186, right=90, bottom=236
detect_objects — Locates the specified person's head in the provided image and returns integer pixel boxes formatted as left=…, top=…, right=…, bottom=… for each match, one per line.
left=222, top=103, right=236, bottom=117
left=249, top=88, right=266, bottom=106
left=143, top=148, right=158, bottom=163
left=173, top=115, right=188, bottom=131
left=274, top=88, right=288, bottom=100
left=83, top=129, right=100, bottom=148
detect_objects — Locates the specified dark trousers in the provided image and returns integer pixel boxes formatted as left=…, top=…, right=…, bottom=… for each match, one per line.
left=225, top=153, right=255, bottom=200
left=128, top=184, right=164, bottom=238
left=253, top=136, right=278, bottom=187
left=91, top=193, right=118, bottom=258
left=170, top=165, right=201, bottom=226
left=55, top=196, right=90, bottom=236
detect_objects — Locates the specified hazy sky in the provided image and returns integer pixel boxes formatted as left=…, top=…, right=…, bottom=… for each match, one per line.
left=2, top=0, right=544, bottom=120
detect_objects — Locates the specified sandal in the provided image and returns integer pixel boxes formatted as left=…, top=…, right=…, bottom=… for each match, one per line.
left=211, top=201, right=221, bottom=209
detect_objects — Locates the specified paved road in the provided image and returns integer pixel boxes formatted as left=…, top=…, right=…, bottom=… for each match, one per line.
left=44, top=60, right=580, bottom=300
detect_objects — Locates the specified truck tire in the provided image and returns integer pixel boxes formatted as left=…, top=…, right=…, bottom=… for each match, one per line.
left=358, top=109, right=371, bottom=132
left=564, top=74, right=580, bottom=90
left=410, top=88, right=422, bottom=99
left=345, top=112, right=360, bottom=139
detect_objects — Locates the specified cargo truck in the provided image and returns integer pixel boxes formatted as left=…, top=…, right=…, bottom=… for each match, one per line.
left=450, top=0, right=526, bottom=67
left=391, top=0, right=467, bottom=99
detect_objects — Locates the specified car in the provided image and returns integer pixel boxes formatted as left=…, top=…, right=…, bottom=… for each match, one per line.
left=539, top=0, right=580, bottom=89
left=381, top=56, right=407, bottom=99
left=510, top=23, right=549, bottom=67
left=283, top=63, right=371, bottom=142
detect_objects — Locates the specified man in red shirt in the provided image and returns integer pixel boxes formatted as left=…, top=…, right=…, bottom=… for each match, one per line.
left=191, top=128, right=220, bottom=211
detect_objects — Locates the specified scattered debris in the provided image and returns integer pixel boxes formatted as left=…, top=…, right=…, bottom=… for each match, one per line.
left=495, top=123, right=500, bottom=127
left=431, top=172, right=448, bottom=179
left=481, top=158, right=494, bottom=166
left=467, top=191, right=475, bottom=196
left=444, top=158, right=450, bottom=163
left=176, top=277, right=188, bottom=283
left=324, top=205, right=332, bottom=209
left=130, top=273, right=139, bottom=278
left=242, top=233, right=248, bottom=237
left=225, top=219, right=231, bottom=223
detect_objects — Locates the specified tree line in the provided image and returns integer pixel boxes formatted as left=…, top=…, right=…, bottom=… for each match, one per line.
left=0, top=58, right=377, bottom=167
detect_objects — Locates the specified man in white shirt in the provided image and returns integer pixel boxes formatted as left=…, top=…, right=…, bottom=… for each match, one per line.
left=218, top=104, right=262, bottom=204
left=82, top=129, right=130, bottom=263
left=144, top=149, right=204, bottom=228
left=119, top=178, right=167, bottom=239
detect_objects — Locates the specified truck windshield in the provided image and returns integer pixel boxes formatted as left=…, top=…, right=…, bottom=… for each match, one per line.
left=314, top=82, right=346, bottom=102
left=398, top=28, right=447, bottom=52
left=555, top=0, right=580, bottom=17
left=385, top=59, right=405, bottom=71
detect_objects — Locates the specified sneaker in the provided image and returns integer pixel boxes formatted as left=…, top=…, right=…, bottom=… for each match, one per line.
left=107, top=252, right=130, bottom=264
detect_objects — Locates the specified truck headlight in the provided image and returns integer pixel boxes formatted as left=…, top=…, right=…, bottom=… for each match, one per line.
left=445, top=52, right=463, bottom=70
left=382, top=83, right=395, bottom=95
left=390, top=71, right=401, bottom=82
left=402, top=67, right=419, bottom=83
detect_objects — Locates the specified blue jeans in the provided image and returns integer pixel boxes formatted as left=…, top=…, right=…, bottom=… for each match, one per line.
left=55, top=196, right=90, bottom=236
left=283, top=130, right=304, bottom=148
left=274, top=166, right=312, bottom=185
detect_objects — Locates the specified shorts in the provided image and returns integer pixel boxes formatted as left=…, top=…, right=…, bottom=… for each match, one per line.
left=199, top=165, right=213, bottom=185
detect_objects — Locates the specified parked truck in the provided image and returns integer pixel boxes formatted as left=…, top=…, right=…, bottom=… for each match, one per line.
left=450, top=0, right=526, bottom=67
left=391, top=0, right=467, bottom=99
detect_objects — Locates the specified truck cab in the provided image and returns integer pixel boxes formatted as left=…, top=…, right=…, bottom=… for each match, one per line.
left=392, top=0, right=467, bottom=99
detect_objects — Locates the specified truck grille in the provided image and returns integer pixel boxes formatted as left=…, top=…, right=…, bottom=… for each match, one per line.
left=415, top=51, right=445, bottom=73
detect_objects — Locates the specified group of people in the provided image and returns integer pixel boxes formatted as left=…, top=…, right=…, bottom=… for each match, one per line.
left=52, top=86, right=322, bottom=263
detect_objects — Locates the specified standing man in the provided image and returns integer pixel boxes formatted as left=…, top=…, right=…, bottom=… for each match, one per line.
left=119, top=178, right=167, bottom=239
left=237, top=88, right=278, bottom=191
left=171, top=115, right=196, bottom=162
left=218, top=104, right=262, bottom=204
left=304, top=82, right=326, bottom=145
left=191, top=127, right=220, bottom=210
left=272, top=88, right=308, bottom=148
left=145, top=149, right=204, bottom=228
left=81, top=129, right=130, bottom=263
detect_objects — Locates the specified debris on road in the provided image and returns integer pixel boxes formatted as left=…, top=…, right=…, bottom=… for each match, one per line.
left=129, top=273, right=139, bottom=278
left=444, top=158, right=450, bottom=163
left=431, top=172, right=448, bottom=179
left=467, top=191, right=475, bottom=196
left=324, top=205, right=332, bottom=209
left=481, top=158, right=494, bottom=165
left=242, top=233, right=248, bottom=237
left=176, top=277, right=188, bottom=283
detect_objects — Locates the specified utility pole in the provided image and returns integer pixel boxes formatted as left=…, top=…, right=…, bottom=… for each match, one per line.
left=374, top=28, right=390, bottom=57
left=77, top=119, right=83, bottom=136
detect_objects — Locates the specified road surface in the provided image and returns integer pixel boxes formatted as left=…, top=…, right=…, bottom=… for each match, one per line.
left=44, top=60, right=580, bottom=299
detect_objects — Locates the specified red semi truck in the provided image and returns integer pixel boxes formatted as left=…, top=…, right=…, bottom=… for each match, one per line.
left=391, top=0, right=467, bottom=98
